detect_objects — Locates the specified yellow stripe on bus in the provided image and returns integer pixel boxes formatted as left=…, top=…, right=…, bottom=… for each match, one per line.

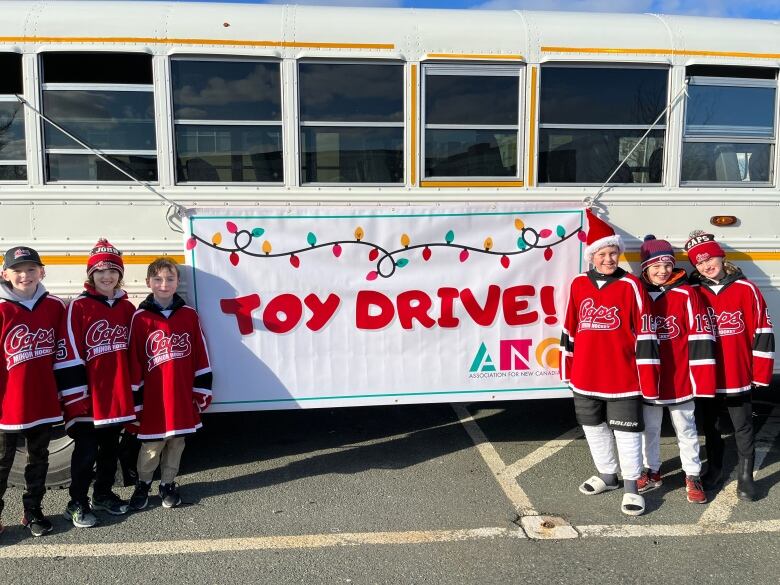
left=542, top=46, right=780, bottom=60
left=37, top=252, right=780, bottom=266
left=41, top=255, right=185, bottom=265
left=410, top=64, right=418, bottom=186
left=527, top=66, right=538, bottom=188
left=623, top=251, right=780, bottom=262
left=0, top=36, right=394, bottom=50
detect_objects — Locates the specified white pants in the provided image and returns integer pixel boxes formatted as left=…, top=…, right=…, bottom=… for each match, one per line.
left=641, top=402, right=701, bottom=476
left=582, top=423, right=642, bottom=481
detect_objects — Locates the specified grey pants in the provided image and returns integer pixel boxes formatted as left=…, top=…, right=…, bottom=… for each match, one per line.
left=136, top=436, right=186, bottom=484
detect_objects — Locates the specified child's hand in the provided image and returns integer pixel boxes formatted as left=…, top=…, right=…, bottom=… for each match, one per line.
left=193, top=392, right=211, bottom=413
left=62, top=392, right=90, bottom=420
left=124, top=420, right=140, bottom=435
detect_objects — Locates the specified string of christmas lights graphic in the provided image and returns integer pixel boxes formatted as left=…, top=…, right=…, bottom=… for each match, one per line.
left=187, top=218, right=586, bottom=280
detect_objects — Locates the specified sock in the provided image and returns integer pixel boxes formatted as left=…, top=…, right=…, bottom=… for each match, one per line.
left=624, top=479, right=638, bottom=495
left=599, top=472, right=619, bottom=487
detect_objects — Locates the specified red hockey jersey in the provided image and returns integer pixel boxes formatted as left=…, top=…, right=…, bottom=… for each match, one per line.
left=0, top=284, right=65, bottom=430
left=560, top=268, right=660, bottom=400
left=128, top=294, right=212, bottom=440
left=690, top=268, right=775, bottom=394
left=641, top=270, right=716, bottom=404
left=54, top=285, right=136, bottom=429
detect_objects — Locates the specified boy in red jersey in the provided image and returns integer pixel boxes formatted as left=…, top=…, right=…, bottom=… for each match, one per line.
left=636, top=236, right=716, bottom=504
left=0, top=246, right=65, bottom=537
left=685, top=231, right=774, bottom=501
left=55, top=239, right=137, bottom=528
left=127, top=258, right=212, bottom=510
left=560, top=210, right=660, bottom=516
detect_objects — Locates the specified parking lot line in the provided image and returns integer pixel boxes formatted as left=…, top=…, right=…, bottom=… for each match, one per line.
left=4, top=515, right=780, bottom=559
left=452, top=404, right=537, bottom=516
left=0, top=527, right=527, bottom=559
left=578, top=518, right=780, bottom=538
left=502, top=426, right=583, bottom=477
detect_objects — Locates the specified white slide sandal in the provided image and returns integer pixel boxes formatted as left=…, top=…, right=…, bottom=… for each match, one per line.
left=621, top=493, right=646, bottom=516
left=579, top=475, right=620, bottom=495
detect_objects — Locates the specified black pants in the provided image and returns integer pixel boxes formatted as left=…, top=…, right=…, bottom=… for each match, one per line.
left=0, top=424, right=52, bottom=515
left=697, top=393, right=754, bottom=459
left=69, top=423, right=122, bottom=505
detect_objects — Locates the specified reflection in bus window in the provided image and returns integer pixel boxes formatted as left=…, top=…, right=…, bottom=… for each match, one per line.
left=538, top=66, right=668, bottom=184
left=299, top=62, right=403, bottom=184
left=681, top=68, right=776, bottom=184
left=423, top=66, right=521, bottom=179
left=0, top=53, right=26, bottom=181
left=172, top=60, right=282, bottom=183
left=41, top=53, right=157, bottom=182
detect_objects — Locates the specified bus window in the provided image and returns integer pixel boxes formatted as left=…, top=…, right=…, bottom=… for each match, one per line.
left=423, top=65, right=521, bottom=180
left=171, top=59, right=282, bottom=184
left=298, top=62, right=403, bottom=184
left=681, top=66, right=776, bottom=185
left=0, top=53, right=26, bottom=181
left=538, top=66, right=668, bottom=184
left=41, top=53, right=157, bottom=182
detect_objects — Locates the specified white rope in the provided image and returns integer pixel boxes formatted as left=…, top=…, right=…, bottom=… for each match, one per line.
left=583, top=80, right=690, bottom=210
left=15, top=94, right=186, bottom=233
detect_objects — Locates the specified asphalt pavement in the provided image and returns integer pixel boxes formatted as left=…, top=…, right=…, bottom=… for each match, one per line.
left=0, top=387, right=778, bottom=584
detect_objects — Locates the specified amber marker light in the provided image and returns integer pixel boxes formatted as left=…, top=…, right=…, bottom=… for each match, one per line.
left=710, top=215, right=738, bottom=227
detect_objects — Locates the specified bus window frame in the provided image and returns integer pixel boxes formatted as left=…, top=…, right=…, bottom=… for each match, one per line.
left=680, top=74, right=777, bottom=188
left=169, top=55, right=284, bottom=186
left=38, top=52, right=159, bottom=185
left=0, top=52, right=27, bottom=184
left=537, top=62, right=670, bottom=187
left=295, top=58, right=406, bottom=187
left=420, top=62, right=524, bottom=183
left=0, top=95, right=27, bottom=184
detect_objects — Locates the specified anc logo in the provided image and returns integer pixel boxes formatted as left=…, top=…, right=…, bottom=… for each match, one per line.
left=535, top=338, right=560, bottom=369
left=469, top=337, right=560, bottom=376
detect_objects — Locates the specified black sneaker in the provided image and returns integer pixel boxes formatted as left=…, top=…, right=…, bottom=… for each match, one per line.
left=159, top=482, right=182, bottom=509
left=91, top=492, right=129, bottom=516
left=21, top=507, right=53, bottom=537
left=64, top=500, right=98, bottom=528
left=129, top=481, right=151, bottom=511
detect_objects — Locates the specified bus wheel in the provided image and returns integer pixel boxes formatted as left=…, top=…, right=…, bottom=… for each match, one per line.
left=9, top=424, right=73, bottom=489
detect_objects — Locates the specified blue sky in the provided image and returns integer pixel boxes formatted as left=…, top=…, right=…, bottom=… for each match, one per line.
left=178, top=0, right=780, bottom=21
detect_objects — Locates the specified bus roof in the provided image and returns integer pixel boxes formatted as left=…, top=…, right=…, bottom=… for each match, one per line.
left=0, top=1, right=778, bottom=64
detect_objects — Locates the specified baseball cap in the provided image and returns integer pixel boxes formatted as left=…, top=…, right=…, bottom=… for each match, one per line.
left=3, top=246, right=44, bottom=269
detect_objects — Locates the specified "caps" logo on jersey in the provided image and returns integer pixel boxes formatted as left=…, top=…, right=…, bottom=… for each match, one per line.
left=578, top=298, right=621, bottom=331
left=706, top=307, right=745, bottom=337
left=85, top=319, right=129, bottom=361
left=4, top=324, right=56, bottom=369
left=649, top=315, right=681, bottom=341
left=145, top=330, right=191, bottom=370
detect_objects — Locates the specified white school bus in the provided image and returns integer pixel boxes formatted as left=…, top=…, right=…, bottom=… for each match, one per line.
left=0, top=1, right=778, bottom=483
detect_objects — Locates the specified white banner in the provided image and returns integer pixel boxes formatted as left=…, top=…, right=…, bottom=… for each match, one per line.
left=185, top=204, right=584, bottom=411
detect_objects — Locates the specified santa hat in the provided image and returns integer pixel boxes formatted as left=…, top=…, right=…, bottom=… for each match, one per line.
left=583, top=209, right=624, bottom=264
left=640, top=235, right=676, bottom=271
left=683, top=230, right=725, bottom=266
left=87, top=238, right=124, bottom=277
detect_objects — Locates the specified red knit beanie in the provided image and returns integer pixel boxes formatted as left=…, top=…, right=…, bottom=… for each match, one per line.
left=87, top=238, right=124, bottom=277
left=684, top=230, right=725, bottom=266
left=640, top=235, right=676, bottom=271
